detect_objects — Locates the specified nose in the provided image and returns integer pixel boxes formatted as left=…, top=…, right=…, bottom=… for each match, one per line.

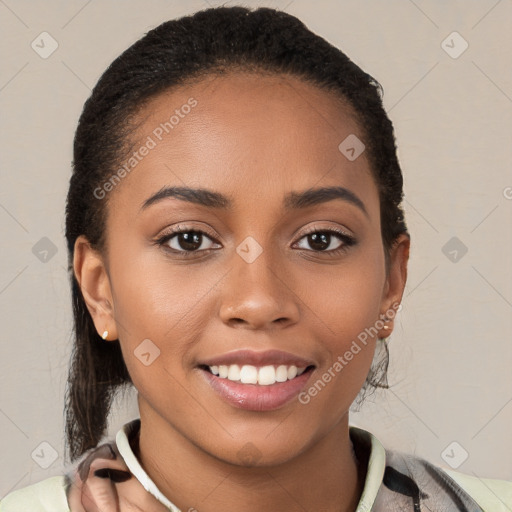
left=219, top=249, right=300, bottom=330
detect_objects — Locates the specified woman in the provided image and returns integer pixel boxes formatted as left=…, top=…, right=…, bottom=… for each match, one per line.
left=1, top=5, right=510, bottom=511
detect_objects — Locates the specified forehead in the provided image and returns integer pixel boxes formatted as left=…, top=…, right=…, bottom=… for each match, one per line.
left=107, top=71, right=379, bottom=221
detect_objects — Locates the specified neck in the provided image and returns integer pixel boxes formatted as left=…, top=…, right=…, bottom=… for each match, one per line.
left=135, top=401, right=365, bottom=512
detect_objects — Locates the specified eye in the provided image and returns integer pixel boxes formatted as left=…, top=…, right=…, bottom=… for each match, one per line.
left=294, top=227, right=356, bottom=255
left=155, top=224, right=356, bottom=258
left=156, top=225, right=220, bottom=255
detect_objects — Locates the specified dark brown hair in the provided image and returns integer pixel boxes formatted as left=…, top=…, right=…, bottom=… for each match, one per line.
left=64, top=5, right=408, bottom=464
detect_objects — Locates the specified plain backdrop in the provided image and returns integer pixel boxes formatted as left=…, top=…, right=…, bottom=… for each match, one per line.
left=1, top=0, right=511, bottom=496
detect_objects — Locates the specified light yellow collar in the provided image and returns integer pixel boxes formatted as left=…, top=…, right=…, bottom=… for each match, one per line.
left=115, top=419, right=386, bottom=512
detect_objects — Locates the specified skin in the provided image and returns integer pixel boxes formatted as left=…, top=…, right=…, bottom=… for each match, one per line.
left=74, top=72, right=410, bottom=512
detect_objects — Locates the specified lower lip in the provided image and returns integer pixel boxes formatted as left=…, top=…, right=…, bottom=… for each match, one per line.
left=199, top=367, right=314, bottom=411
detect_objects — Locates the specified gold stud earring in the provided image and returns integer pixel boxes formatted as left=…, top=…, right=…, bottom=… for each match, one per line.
left=101, top=330, right=109, bottom=340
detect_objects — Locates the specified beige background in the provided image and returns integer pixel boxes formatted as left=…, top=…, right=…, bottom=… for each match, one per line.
left=1, top=0, right=511, bottom=497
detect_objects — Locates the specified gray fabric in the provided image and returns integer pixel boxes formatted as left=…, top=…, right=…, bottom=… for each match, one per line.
left=373, top=450, right=484, bottom=511
left=349, top=427, right=483, bottom=511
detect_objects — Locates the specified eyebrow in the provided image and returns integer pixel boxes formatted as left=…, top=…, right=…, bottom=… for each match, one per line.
left=140, top=185, right=368, bottom=217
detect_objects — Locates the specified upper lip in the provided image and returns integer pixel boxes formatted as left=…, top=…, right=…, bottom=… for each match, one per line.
left=198, top=349, right=316, bottom=368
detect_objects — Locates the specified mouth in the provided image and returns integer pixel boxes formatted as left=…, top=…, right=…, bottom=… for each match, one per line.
left=197, top=363, right=316, bottom=411
left=198, top=363, right=315, bottom=385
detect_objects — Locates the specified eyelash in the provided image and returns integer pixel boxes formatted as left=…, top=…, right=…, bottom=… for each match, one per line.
left=155, top=224, right=357, bottom=258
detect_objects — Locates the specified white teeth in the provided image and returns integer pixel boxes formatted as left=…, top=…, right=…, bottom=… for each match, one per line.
left=258, top=365, right=276, bottom=386
left=275, top=365, right=288, bottom=382
left=240, top=365, right=258, bottom=384
left=287, top=366, right=298, bottom=380
left=228, top=364, right=241, bottom=381
left=207, top=363, right=309, bottom=385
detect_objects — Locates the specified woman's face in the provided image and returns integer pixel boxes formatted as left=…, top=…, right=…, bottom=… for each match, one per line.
left=76, top=72, right=409, bottom=466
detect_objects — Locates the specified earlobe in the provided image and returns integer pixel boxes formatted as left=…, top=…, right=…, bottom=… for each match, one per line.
left=73, top=235, right=118, bottom=341
left=378, top=233, right=410, bottom=337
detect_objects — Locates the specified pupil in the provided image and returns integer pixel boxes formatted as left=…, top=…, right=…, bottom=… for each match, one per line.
left=310, top=232, right=329, bottom=251
left=179, top=232, right=201, bottom=251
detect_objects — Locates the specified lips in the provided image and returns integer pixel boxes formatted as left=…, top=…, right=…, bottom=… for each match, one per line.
left=198, top=349, right=316, bottom=368
left=196, top=349, right=317, bottom=411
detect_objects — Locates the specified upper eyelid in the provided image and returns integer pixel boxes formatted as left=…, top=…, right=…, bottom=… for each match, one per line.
left=160, top=224, right=352, bottom=237
left=158, top=225, right=219, bottom=243
left=158, top=225, right=354, bottom=247
left=299, top=224, right=353, bottom=237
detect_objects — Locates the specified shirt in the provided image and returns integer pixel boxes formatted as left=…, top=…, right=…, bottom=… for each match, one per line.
left=1, top=418, right=510, bottom=511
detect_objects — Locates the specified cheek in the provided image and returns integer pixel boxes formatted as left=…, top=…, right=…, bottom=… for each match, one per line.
left=110, top=259, right=209, bottom=418
left=108, top=244, right=226, bottom=377
left=297, top=241, right=385, bottom=406
left=109, top=238, right=207, bottom=329
left=297, top=253, right=385, bottom=423
left=304, top=240, right=386, bottom=341
left=295, top=342, right=375, bottom=439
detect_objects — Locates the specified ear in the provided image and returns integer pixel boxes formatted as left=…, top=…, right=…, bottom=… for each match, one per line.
left=377, top=233, right=410, bottom=338
left=73, top=235, right=118, bottom=341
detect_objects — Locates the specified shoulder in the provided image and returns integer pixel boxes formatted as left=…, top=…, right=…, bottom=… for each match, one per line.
left=441, top=467, right=512, bottom=512
left=381, top=448, right=512, bottom=511
left=0, top=419, right=141, bottom=512
left=349, top=426, right=511, bottom=512
left=0, top=476, right=70, bottom=512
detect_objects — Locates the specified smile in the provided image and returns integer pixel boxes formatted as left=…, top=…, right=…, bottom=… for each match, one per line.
left=198, top=364, right=316, bottom=411
left=203, top=363, right=310, bottom=385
